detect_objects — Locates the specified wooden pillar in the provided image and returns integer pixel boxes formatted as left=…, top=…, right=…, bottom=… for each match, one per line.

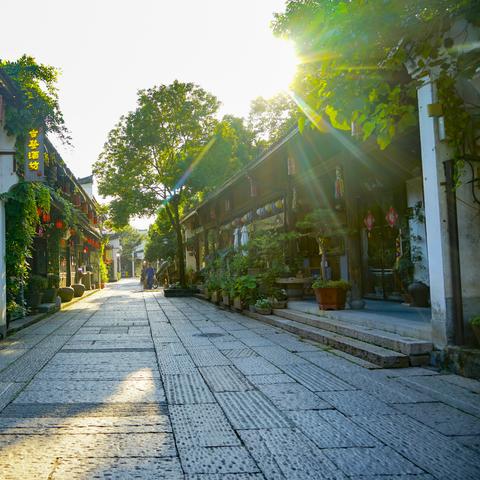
left=344, top=165, right=364, bottom=306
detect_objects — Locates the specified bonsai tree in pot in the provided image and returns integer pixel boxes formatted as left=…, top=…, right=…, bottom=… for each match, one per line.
left=312, top=279, right=351, bottom=310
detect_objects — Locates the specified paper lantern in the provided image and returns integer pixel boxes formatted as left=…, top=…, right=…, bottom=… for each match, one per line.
left=55, top=219, right=64, bottom=229
left=364, top=211, right=375, bottom=232
left=385, top=206, right=399, bottom=228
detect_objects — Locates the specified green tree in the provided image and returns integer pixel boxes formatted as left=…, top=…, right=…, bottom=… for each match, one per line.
left=272, top=0, right=479, bottom=156
left=1, top=55, right=70, bottom=144
left=144, top=210, right=176, bottom=264
left=189, top=115, right=259, bottom=195
left=115, top=226, right=144, bottom=276
left=248, top=93, right=297, bottom=148
left=94, top=81, right=220, bottom=285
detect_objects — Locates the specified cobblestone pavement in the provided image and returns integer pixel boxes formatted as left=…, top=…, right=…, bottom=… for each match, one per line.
left=0, top=279, right=479, bottom=479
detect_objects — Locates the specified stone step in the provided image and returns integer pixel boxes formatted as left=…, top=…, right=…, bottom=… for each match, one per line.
left=245, top=311, right=411, bottom=368
left=273, top=308, right=432, bottom=356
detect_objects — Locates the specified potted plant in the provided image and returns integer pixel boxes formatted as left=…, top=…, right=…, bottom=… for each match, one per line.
left=312, top=279, right=351, bottom=310
left=232, top=275, right=257, bottom=311
left=254, top=298, right=272, bottom=315
left=72, top=283, right=86, bottom=297
left=42, top=273, right=60, bottom=303
left=26, top=275, right=48, bottom=310
left=270, top=288, right=288, bottom=309
left=58, top=286, right=75, bottom=303
left=469, top=316, right=480, bottom=345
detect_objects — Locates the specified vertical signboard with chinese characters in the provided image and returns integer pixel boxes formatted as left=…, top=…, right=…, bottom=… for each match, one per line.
left=24, top=127, right=45, bottom=182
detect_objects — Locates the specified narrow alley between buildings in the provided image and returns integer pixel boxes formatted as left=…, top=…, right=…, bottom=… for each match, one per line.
left=0, top=279, right=479, bottom=479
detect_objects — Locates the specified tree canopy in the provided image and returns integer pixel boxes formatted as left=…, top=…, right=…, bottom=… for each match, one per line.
left=94, top=81, right=224, bottom=284
left=248, top=92, right=298, bottom=148
left=0, top=55, right=70, bottom=144
left=272, top=0, right=479, bottom=155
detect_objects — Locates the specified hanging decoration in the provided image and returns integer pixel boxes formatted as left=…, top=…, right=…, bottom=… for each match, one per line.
left=287, top=157, right=297, bottom=176
left=364, top=211, right=375, bottom=232
left=334, top=166, right=345, bottom=201
left=55, top=219, right=64, bottom=229
left=385, top=206, right=399, bottom=228
left=247, top=175, right=257, bottom=197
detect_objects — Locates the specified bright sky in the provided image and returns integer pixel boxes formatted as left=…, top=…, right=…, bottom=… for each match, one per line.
left=0, top=0, right=295, bottom=184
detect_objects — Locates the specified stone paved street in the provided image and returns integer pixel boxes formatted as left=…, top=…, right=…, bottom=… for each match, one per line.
left=0, top=279, right=479, bottom=479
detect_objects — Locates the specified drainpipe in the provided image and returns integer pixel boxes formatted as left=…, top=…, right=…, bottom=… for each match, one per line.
left=444, top=159, right=464, bottom=345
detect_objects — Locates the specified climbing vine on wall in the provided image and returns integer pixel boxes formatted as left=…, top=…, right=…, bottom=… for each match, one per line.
left=1, top=182, right=50, bottom=317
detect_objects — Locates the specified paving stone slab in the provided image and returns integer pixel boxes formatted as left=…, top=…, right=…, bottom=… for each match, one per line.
left=187, top=347, right=232, bottom=367
left=399, top=375, right=480, bottom=417
left=347, top=476, right=434, bottom=480
left=51, top=456, right=184, bottom=479
left=163, top=373, right=215, bottom=404
left=339, top=372, right=434, bottom=404
left=0, top=455, right=56, bottom=480
left=222, top=348, right=259, bottom=359
left=287, top=410, right=380, bottom=448
left=239, top=428, right=345, bottom=480
left=215, top=391, right=290, bottom=429
left=50, top=351, right=157, bottom=366
left=281, top=363, right=354, bottom=392
left=200, top=366, right=253, bottom=392
left=318, top=390, right=396, bottom=416
left=246, top=374, right=294, bottom=386
left=252, top=346, right=309, bottom=366
left=178, top=446, right=259, bottom=474
left=0, top=337, right=69, bottom=382
left=351, top=414, right=480, bottom=480
left=60, top=347, right=155, bottom=353
left=0, top=381, right=26, bottom=411
left=394, top=402, right=480, bottom=435
left=257, top=382, right=330, bottom=411
left=170, top=403, right=239, bottom=448
left=323, top=446, right=424, bottom=476
left=14, top=379, right=165, bottom=404
left=0, top=432, right=177, bottom=459
left=438, top=374, right=480, bottom=394
left=157, top=354, right=199, bottom=374
left=0, top=414, right=172, bottom=434
left=186, top=474, right=265, bottom=480
left=455, top=435, right=480, bottom=454
left=35, top=364, right=160, bottom=381
left=231, top=357, right=282, bottom=375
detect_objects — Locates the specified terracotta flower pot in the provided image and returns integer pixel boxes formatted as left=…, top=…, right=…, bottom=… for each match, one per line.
left=314, top=287, right=347, bottom=310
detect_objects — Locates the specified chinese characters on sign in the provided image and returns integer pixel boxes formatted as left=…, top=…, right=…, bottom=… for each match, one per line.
left=24, top=127, right=45, bottom=182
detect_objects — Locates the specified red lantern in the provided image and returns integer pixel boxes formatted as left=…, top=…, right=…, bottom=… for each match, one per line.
left=55, top=219, right=64, bottom=229
left=59, top=238, right=67, bottom=247
left=364, top=211, right=375, bottom=232
left=385, top=206, right=399, bottom=228
left=42, top=212, right=51, bottom=223
left=37, top=207, right=42, bottom=217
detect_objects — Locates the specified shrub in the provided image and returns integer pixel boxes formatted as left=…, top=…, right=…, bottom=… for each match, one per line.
left=470, top=316, right=480, bottom=327
left=312, top=279, right=351, bottom=290
left=255, top=298, right=272, bottom=310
